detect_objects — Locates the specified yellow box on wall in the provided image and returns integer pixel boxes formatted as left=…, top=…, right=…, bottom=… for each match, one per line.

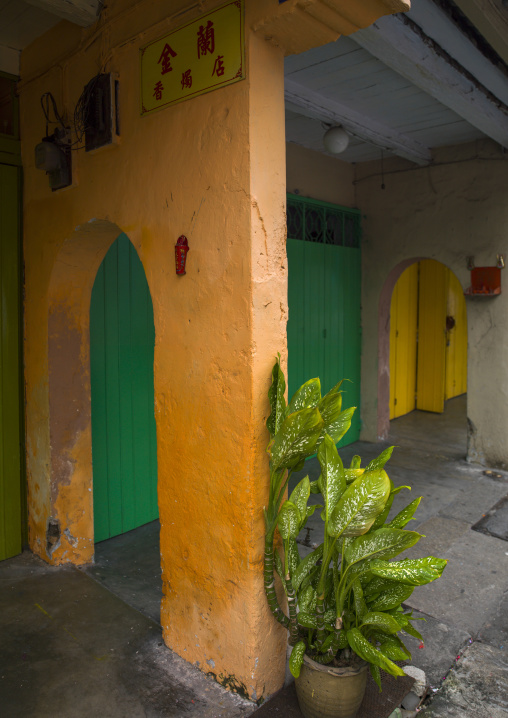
left=140, top=0, right=245, bottom=115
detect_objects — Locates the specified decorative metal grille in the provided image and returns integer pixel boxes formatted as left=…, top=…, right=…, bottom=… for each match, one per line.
left=287, top=194, right=361, bottom=248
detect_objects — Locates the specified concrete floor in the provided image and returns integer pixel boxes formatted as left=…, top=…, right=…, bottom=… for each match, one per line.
left=2, top=396, right=508, bottom=716
left=83, top=519, right=162, bottom=625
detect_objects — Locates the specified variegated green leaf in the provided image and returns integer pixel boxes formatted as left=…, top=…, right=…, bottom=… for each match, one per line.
left=360, top=611, right=401, bottom=635
left=270, top=407, right=324, bottom=471
left=289, top=641, right=307, bottom=678
left=324, top=609, right=336, bottom=626
left=365, top=446, right=395, bottom=472
left=363, top=575, right=387, bottom=599
left=369, top=583, right=414, bottom=611
left=298, top=612, right=317, bottom=629
left=347, top=628, right=406, bottom=677
left=277, top=501, right=301, bottom=540
left=372, top=632, right=411, bottom=661
left=350, top=455, right=361, bottom=469
left=320, top=405, right=356, bottom=446
left=287, top=378, right=321, bottom=415
left=320, top=632, right=336, bottom=653
left=309, top=480, right=321, bottom=494
left=266, top=356, right=286, bottom=438
left=352, top=579, right=368, bottom=621
left=364, top=575, right=406, bottom=599
left=403, top=622, right=424, bottom=641
left=305, top=504, right=322, bottom=521
left=370, top=663, right=382, bottom=691
left=321, top=378, right=345, bottom=402
left=370, top=557, right=447, bottom=586
left=293, top=544, right=324, bottom=592
left=328, top=470, right=391, bottom=538
left=318, top=434, right=346, bottom=523
left=388, top=497, right=422, bottom=529
left=288, top=538, right=300, bottom=576
left=344, top=468, right=364, bottom=484
left=289, top=476, right=311, bottom=527
left=369, top=483, right=410, bottom=532
left=345, top=528, right=422, bottom=566
left=299, top=585, right=317, bottom=613
left=392, top=612, right=424, bottom=641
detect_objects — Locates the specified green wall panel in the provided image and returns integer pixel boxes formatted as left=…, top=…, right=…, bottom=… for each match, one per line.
left=90, top=234, right=158, bottom=542
left=287, top=196, right=362, bottom=448
left=0, top=163, right=23, bottom=561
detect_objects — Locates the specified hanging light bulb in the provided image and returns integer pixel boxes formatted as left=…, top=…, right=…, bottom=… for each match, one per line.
left=323, top=126, right=349, bottom=154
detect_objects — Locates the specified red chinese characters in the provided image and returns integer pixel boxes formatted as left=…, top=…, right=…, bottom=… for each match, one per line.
left=197, top=20, right=215, bottom=59
left=158, top=44, right=177, bottom=75
left=212, top=55, right=225, bottom=77
left=153, top=81, right=164, bottom=100
left=181, top=69, right=192, bottom=90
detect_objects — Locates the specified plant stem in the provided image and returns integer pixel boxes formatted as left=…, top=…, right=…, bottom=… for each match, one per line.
left=315, top=537, right=338, bottom=648
left=285, top=572, right=300, bottom=645
left=275, top=470, right=293, bottom=514
left=263, top=530, right=289, bottom=629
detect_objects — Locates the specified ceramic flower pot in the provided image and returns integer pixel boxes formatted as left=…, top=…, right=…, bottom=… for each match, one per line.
left=295, top=654, right=368, bottom=718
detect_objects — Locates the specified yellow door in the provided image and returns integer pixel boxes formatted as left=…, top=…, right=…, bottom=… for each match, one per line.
left=416, top=260, right=448, bottom=413
left=390, top=263, right=418, bottom=419
left=445, top=271, right=467, bottom=399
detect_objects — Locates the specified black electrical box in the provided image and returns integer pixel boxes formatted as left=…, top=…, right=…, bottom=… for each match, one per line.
left=84, top=73, right=119, bottom=151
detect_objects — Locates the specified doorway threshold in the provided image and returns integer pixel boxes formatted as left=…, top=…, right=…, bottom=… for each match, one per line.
left=82, top=519, right=162, bottom=624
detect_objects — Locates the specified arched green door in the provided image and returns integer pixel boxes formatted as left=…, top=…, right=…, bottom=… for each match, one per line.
left=90, top=234, right=158, bottom=542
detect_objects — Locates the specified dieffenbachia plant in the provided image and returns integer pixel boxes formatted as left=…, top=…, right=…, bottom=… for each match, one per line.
left=263, top=356, right=447, bottom=690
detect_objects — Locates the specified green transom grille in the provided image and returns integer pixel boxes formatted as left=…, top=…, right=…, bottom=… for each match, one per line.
left=287, top=194, right=361, bottom=248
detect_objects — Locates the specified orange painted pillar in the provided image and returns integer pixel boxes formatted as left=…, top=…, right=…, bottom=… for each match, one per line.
left=19, top=0, right=412, bottom=702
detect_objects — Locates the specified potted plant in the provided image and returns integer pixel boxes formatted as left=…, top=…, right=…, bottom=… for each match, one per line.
left=263, top=356, right=446, bottom=718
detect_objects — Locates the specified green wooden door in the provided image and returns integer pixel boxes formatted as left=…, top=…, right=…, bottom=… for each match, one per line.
left=0, top=163, right=23, bottom=561
left=90, top=234, right=158, bottom=542
left=287, top=195, right=362, bottom=447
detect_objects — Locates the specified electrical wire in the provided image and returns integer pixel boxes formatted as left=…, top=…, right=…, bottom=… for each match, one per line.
left=72, top=72, right=103, bottom=146
left=40, top=92, right=66, bottom=137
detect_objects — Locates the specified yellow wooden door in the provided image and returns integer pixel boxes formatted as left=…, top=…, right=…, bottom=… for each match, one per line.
left=390, top=263, right=418, bottom=419
left=445, top=271, right=467, bottom=399
left=416, top=260, right=448, bottom=413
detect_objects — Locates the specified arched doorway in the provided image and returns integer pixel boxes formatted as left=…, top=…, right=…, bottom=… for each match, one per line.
left=389, top=259, right=467, bottom=420
left=90, top=233, right=158, bottom=541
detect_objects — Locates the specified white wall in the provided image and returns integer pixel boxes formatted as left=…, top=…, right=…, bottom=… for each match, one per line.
left=356, top=139, right=508, bottom=468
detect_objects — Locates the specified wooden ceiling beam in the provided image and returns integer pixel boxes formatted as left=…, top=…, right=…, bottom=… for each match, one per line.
left=352, top=13, right=508, bottom=148
left=285, top=78, right=433, bottom=165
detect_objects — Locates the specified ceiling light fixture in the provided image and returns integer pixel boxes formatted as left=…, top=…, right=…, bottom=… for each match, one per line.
left=323, top=125, right=349, bottom=154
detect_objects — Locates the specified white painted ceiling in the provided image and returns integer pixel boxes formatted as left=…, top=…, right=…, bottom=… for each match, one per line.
left=285, top=34, right=486, bottom=164
left=284, top=0, right=508, bottom=165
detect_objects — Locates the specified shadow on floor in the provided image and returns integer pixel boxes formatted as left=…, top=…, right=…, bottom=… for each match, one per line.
left=82, top=519, right=162, bottom=625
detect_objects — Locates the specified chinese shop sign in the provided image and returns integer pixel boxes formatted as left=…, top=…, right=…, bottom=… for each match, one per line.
left=140, top=0, right=244, bottom=115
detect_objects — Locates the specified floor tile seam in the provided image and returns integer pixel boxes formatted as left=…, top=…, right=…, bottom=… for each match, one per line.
left=441, top=528, right=508, bottom=556
left=402, top=604, right=473, bottom=641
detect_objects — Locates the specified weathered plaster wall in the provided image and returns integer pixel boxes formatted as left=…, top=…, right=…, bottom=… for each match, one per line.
left=355, top=139, right=508, bottom=469
left=19, top=0, right=416, bottom=699
left=286, top=142, right=355, bottom=206
left=20, top=0, right=290, bottom=698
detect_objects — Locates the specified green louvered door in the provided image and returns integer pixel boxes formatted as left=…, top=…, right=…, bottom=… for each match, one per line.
left=287, top=195, right=362, bottom=447
left=90, top=234, right=158, bottom=542
left=0, top=163, right=23, bottom=561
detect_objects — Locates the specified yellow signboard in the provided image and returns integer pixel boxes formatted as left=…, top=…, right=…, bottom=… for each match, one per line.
left=140, top=1, right=244, bottom=115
